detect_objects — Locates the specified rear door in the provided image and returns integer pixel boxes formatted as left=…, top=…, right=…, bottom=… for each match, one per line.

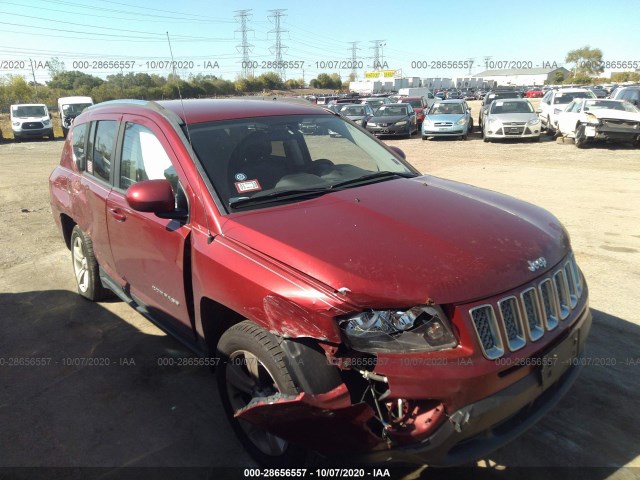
left=105, top=115, right=193, bottom=335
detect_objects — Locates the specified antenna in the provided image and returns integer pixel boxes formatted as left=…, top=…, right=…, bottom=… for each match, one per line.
left=167, top=32, right=214, bottom=244
left=167, top=31, right=192, bottom=144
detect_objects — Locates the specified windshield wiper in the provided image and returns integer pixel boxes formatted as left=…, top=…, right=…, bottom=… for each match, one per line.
left=327, top=170, right=417, bottom=190
left=228, top=171, right=417, bottom=210
left=229, top=187, right=332, bottom=209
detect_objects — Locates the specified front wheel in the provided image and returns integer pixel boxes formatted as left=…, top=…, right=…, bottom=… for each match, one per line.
left=575, top=124, right=589, bottom=149
left=70, top=225, right=109, bottom=301
left=216, top=321, right=339, bottom=467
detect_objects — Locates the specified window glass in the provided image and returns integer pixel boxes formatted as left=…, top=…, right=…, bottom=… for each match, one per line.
left=72, top=123, right=88, bottom=170
left=89, top=120, right=117, bottom=183
left=120, top=122, right=172, bottom=189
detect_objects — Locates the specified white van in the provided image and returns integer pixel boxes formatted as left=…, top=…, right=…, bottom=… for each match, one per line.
left=10, top=104, right=54, bottom=141
left=58, top=96, right=94, bottom=137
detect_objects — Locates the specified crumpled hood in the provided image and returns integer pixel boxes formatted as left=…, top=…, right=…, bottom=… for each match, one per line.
left=588, top=109, right=640, bottom=121
left=222, top=176, right=570, bottom=306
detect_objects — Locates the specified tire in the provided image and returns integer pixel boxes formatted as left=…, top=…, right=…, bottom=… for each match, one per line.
left=62, top=127, right=69, bottom=138
left=482, top=129, right=489, bottom=142
left=71, top=225, right=109, bottom=301
left=575, top=124, right=588, bottom=149
left=422, top=135, right=429, bottom=141
left=546, top=116, right=555, bottom=135
left=216, top=321, right=339, bottom=467
left=531, top=136, right=540, bottom=143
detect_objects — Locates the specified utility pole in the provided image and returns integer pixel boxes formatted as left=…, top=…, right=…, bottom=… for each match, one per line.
left=235, top=10, right=254, bottom=78
left=268, top=9, right=288, bottom=81
left=29, top=59, right=39, bottom=101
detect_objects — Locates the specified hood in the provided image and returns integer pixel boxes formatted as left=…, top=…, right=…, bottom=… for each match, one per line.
left=489, top=112, right=538, bottom=123
left=589, top=109, right=640, bottom=121
left=371, top=114, right=409, bottom=123
left=425, top=113, right=466, bottom=123
left=222, top=176, right=570, bottom=307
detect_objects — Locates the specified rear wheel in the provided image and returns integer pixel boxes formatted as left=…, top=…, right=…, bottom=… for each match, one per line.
left=71, top=226, right=109, bottom=301
left=546, top=116, right=555, bottom=135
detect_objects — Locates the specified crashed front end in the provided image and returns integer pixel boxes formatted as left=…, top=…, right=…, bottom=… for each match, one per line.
left=581, top=113, right=640, bottom=144
left=232, top=253, right=592, bottom=466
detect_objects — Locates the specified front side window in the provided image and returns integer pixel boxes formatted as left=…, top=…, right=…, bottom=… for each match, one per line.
left=89, top=120, right=117, bottom=183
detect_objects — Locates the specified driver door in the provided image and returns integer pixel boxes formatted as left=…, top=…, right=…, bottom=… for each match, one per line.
left=105, top=115, right=193, bottom=335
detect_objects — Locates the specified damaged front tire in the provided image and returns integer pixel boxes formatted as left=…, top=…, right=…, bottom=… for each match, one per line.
left=216, top=320, right=340, bottom=467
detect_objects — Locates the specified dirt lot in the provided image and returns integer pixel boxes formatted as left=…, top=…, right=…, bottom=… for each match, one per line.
left=1, top=104, right=639, bottom=479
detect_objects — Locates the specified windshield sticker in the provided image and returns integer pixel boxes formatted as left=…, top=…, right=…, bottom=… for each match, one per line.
left=87, top=160, right=93, bottom=174
left=235, top=179, right=262, bottom=193
left=235, top=173, right=247, bottom=181
left=494, top=101, right=504, bottom=106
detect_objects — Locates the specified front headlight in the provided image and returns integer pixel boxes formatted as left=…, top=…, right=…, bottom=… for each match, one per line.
left=43, top=119, right=51, bottom=125
left=338, top=305, right=458, bottom=353
left=455, top=117, right=467, bottom=126
left=12, top=121, right=20, bottom=127
left=395, top=120, right=408, bottom=126
left=528, top=117, right=540, bottom=125
left=585, top=113, right=599, bottom=125
left=423, top=119, right=432, bottom=127
left=488, top=117, right=501, bottom=128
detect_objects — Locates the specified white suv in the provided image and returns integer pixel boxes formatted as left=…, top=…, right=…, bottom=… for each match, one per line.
left=539, top=88, right=596, bottom=134
left=10, top=103, right=54, bottom=141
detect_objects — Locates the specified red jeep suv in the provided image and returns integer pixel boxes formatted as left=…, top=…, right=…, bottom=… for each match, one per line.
left=49, top=98, right=591, bottom=467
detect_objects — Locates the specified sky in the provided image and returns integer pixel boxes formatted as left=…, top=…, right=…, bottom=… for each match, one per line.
left=1, top=0, right=639, bottom=84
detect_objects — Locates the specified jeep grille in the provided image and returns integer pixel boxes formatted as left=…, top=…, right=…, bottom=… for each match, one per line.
left=470, top=254, right=584, bottom=359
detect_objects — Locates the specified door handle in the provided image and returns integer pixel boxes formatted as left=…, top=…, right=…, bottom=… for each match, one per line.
left=109, top=208, right=126, bottom=222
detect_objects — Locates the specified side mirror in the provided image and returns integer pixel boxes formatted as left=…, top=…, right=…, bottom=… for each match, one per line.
left=126, top=179, right=175, bottom=214
left=388, top=145, right=406, bottom=160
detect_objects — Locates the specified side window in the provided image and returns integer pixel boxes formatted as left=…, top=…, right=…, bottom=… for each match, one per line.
left=71, top=123, right=88, bottom=170
left=89, top=120, right=117, bottom=183
left=119, top=122, right=173, bottom=190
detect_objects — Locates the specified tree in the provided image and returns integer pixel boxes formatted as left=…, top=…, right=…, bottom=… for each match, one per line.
left=611, top=72, right=640, bottom=83
left=553, top=71, right=565, bottom=84
left=565, top=46, right=604, bottom=77
left=47, top=57, right=66, bottom=79
left=48, top=71, right=103, bottom=91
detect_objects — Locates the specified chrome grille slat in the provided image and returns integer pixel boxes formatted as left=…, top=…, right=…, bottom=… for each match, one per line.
left=498, top=297, right=525, bottom=351
left=539, top=279, right=559, bottom=330
left=470, top=254, right=584, bottom=359
left=470, top=305, right=504, bottom=360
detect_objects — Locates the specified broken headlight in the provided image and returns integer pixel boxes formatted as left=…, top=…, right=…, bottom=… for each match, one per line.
left=338, top=305, right=457, bottom=354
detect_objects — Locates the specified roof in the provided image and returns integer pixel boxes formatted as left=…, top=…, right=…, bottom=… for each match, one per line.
left=86, top=98, right=328, bottom=125
left=474, top=67, right=570, bottom=77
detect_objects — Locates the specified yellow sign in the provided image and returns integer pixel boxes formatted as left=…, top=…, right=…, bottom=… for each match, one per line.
left=364, top=70, right=397, bottom=79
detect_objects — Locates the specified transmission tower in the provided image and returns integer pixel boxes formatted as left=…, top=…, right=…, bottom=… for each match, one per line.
left=268, top=9, right=288, bottom=80
left=370, top=40, right=384, bottom=70
left=235, top=10, right=254, bottom=78
left=349, top=42, right=359, bottom=80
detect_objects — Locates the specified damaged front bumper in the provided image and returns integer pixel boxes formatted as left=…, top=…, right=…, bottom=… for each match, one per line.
left=234, top=308, right=591, bottom=466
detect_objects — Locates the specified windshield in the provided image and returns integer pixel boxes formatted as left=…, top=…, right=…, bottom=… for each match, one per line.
left=12, top=106, right=46, bottom=117
left=376, top=105, right=409, bottom=117
left=62, top=103, right=92, bottom=116
left=403, top=99, right=422, bottom=108
left=340, top=105, right=366, bottom=116
left=584, top=100, right=640, bottom=113
left=490, top=100, right=534, bottom=114
left=429, top=103, right=464, bottom=115
left=554, top=92, right=594, bottom=104
left=188, top=114, right=417, bottom=211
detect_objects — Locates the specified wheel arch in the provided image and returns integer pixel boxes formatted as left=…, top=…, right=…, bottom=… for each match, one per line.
left=60, top=214, right=76, bottom=250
